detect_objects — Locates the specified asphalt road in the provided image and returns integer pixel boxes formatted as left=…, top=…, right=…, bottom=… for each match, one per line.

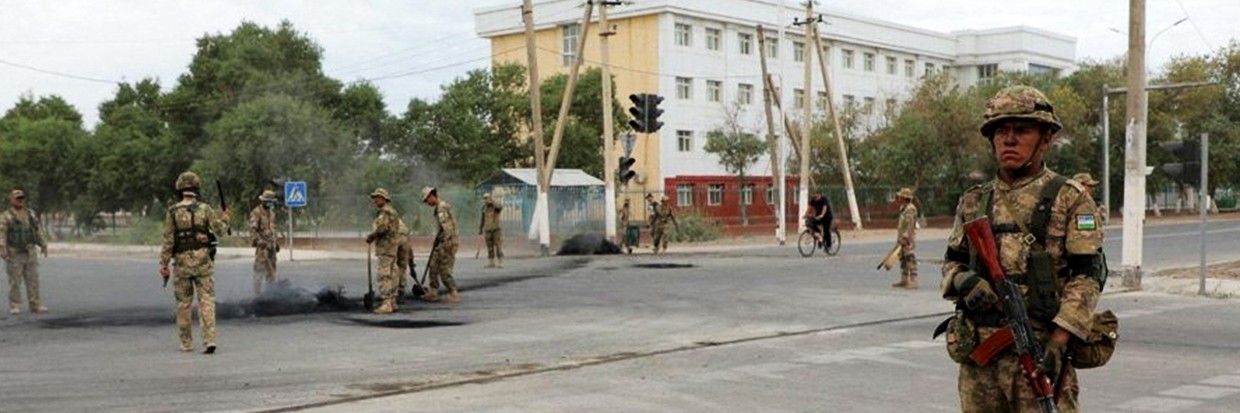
left=1, top=219, right=1238, bottom=412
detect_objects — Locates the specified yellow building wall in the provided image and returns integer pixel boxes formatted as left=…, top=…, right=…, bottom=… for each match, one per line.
left=488, top=14, right=664, bottom=205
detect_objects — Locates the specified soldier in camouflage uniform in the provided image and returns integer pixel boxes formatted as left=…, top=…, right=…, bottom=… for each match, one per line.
left=249, top=190, right=279, bottom=296
left=2, top=189, right=49, bottom=315
left=395, top=218, right=413, bottom=300
left=649, top=195, right=678, bottom=254
left=941, top=86, right=1104, bottom=412
left=479, top=192, right=504, bottom=269
left=365, top=188, right=404, bottom=314
left=421, top=187, right=460, bottom=303
left=1073, top=172, right=1106, bottom=225
left=159, top=172, right=231, bottom=354
left=892, top=188, right=919, bottom=289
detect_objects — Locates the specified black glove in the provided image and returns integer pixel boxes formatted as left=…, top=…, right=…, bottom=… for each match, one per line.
left=956, top=271, right=999, bottom=311
left=365, top=233, right=378, bottom=243
left=1040, top=338, right=1066, bottom=379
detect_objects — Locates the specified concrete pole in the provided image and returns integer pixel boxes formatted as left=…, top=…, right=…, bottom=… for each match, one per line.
left=1198, top=133, right=1208, bottom=296
left=521, top=0, right=550, bottom=253
left=757, top=27, right=785, bottom=245
left=599, top=1, right=617, bottom=240
left=810, top=28, right=862, bottom=230
left=1121, top=0, right=1147, bottom=289
left=798, top=2, right=813, bottom=233
left=1101, top=85, right=1110, bottom=222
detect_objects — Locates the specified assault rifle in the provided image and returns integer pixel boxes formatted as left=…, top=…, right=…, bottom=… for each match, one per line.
left=962, top=217, right=1058, bottom=413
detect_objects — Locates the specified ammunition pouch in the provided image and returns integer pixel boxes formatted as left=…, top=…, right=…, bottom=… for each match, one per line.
left=937, top=312, right=979, bottom=365
left=5, top=215, right=40, bottom=250
left=1026, top=250, right=1059, bottom=323
left=1069, top=310, right=1118, bottom=369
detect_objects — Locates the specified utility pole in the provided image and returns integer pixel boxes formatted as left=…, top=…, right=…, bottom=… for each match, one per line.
left=757, top=26, right=785, bottom=245
left=1122, top=0, right=1146, bottom=289
left=793, top=2, right=815, bottom=234
left=809, top=19, right=862, bottom=230
left=599, top=1, right=620, bottom=241
left=1101, top=85, right=1110, bottom=222
left=520, top=0, right=550, bottom=254
left=1198, top=133, right=1209, bottom=296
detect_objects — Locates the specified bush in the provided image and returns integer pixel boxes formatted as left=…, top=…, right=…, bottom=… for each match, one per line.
left=121, top=218, right=165, bottom=246
left=667, top=210, right=722, bottom=243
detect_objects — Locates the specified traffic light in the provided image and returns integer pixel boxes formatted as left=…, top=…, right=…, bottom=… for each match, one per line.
left=628, top=93, right=664, bottom=133
left=1159, top=140, right=1201, bottom=185
left=618, top=156, right=637, bottom=184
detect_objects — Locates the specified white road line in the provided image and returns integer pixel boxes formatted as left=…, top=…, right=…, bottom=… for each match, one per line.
left=1159, top=384, right=1240, bottom=400
left=1200, top=375, right=1240, bottom=388
left=1112, top=396, right=1202, bottom=412
left=886, top=340, right=940, bottom=350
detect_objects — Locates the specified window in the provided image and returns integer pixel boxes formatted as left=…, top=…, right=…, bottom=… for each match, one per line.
left=842, top=49, right=854, bottom=69
left=924, top=62, right=936, bottom=76
left=708, top=184, right=724, bottom=206
left=765, top=37, right=779, bottom=59
left=741, top=184, right=755, bottom=206
left=705, top=27, right=722, bottom=51
left=676, top=77, right=693, bottom=99
left=863, top=52, right=875, bottom=72
left=1029, top=63, right=1058, bottom=76
left=863, top=97, right=875, bottom=114
left=904, top=59, right=915, bottom=77
left=561, top=24, right=580, bottom=66
left=978, top=63, right=998, bottom=80
left=842, top=94, right=856, bottom=107
left=675, top=23, right=692, bottom=47
left=820, top=44, right=830, bottom=63
left=677, top=184, right=694, bottom=207
left=706, top=80, right=722, bottom=102
left=886, top=56, right=897, bottom=75
left=738, top=32, right=753, bottom=55
left=765, top=185, right=776, bottom=205
left=793, top=41, right=805, bottom=62
left=677, top=130, right=693, bottom=152
left=793, top=88, right=805, bottom=109
left=816, top=91, right=827, bottom=111
left=886, top=98, right=898, bottom=112
left=737, top=83, right=754, bottom=105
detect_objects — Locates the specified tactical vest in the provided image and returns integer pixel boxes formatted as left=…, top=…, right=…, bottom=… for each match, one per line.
left=5, top=211, right=40, bottom=250
left=171, top=202, right=214, bottom=254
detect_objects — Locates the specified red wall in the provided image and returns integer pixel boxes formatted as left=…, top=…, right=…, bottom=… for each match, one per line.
left=663, top=175, right=801, bottom=226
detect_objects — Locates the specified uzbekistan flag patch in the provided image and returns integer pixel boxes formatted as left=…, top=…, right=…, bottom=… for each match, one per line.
left=1076, top=214, right=1097, bottom=231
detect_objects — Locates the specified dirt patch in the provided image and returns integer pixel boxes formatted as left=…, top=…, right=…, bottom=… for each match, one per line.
left=1159, top=260, right=1240, bottom=280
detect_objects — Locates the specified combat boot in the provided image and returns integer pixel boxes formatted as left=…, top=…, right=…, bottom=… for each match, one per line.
left=374, top=299, right=395, bottom=314
left=32, top=305, right=48, bottom=313
left=421, top=289, right=440, bottom=302
left=904, top=276, right=919, bottom=290
left=9, top=305, right=20, bottom=315
left=486, top=258, right=497, bottom=268
left=445, top=289, right=461, bottom=304
left=496, top=258, right=504, bottom=268
left=891, top=276, right=908, bottom=288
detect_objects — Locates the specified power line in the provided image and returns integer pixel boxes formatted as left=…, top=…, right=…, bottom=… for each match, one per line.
left=1173, top=0, right=1214, bottom=51
left=0, top=58, right=120, bottom=85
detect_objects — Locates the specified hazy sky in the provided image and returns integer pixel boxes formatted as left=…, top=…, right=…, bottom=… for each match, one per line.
left=1, top=0, right=1234, bottom=127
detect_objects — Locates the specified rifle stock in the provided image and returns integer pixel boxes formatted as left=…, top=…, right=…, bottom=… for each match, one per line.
left=216, top=179, right=231, bottom=235
left=962, top=217, right=1058, bottom=413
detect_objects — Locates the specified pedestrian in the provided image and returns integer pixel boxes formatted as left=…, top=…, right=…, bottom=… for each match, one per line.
left=649, top=195, right=678, bottom=254
left=2, top=189, right=49, bottom=315
left=364, top=188, right=403, bottom=314
left=421, top=187, right=460, bottom=303
left=479, top=192, right=504, bottom=269
left=891, top=187, right=918, bottom=289
left=1073, top=172, right=1105, bottom=225
left=807, top=191, right=834, bottom=251
left=249, top=190, right=279, bottom=296
left=618, top=198, right=632, bottom=245
left=940, top=85, right=1104, bottom=411
left=159, top=172, right=231, bottom=354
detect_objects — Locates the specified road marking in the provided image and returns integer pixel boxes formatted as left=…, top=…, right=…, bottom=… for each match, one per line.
left=887, top=340, right=941, bottom=350
left=1200, top=375, right=1240, bottom=388
left=1159, top=384, right=1240, bottom=399
left=1113, top=396, right=1202, bottom=412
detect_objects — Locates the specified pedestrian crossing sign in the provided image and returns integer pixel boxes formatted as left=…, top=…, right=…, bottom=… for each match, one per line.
left=284, top=181, right=308, bottom=208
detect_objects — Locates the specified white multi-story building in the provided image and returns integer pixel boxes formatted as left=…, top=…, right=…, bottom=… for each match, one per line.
left=475, top=0, right=1075, bottom=221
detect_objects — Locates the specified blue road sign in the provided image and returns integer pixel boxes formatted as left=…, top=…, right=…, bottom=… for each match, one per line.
left=284, top=181, right=308, bottom=208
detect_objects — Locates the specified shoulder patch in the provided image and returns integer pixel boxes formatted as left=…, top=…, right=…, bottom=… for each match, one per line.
left=1075, top=214, right=1097, bottom=231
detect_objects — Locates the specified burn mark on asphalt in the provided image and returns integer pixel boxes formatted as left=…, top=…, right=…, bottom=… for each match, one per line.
left=338, top=318, right=465, bottom=329
left=632, top=263, right=696, bottom=269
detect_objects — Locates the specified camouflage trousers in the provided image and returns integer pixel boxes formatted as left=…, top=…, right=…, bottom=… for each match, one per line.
left=429, top=240, right=458, bottom=291
left=252, top=247, right=277, bottom=295
left=396, top=241, right=412, bottom=294
left=173, top=263, right=216, bottom=349
left=485, top=228, right=503, bottom=259
left=6, top=251, right=41, bottom=310
left=900, top=252, right=918, bottom=279
left=375, top=253, right=398, bottom=300
left=958, top=327, right=1080, bottom=412
left=651, top=226, right=670, bottom=252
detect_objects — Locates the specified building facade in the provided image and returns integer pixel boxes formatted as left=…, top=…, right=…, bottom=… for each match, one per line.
left=474, top=0, right=1075, bottom=223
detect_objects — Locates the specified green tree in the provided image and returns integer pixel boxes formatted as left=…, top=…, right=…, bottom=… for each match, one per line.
left=704, top=104, right=768, bottom=225
left=90, top=79, right=179, bottom=216
left=539, top=67, right=627, bottom=179
left=0, top=94, right=92, bottom=230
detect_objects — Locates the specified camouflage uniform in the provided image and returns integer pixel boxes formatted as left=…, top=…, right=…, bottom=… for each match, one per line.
left=941, top=86, right=1103, bottom=412
left=248, top=190, right=279, bottom=295
left=650, top=198, right=677, bottom=254
left=893, top=188, right=919, bottom=289
left=160, top=172, right=230, bottom=353
left=366, top=188, right=403, bottom=313
left=479, top=194, right=503, bottom=268
left=422, top=186, right=459, bottom=302
left=1072, top=173, right=1106, bottom=226
left=2, top=190, right=48, bottom=314
left=395, top=218, right=412, bottom=298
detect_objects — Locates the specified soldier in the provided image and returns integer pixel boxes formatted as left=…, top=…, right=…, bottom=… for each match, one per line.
left=1073, top=173, right=1106, bottom=225
left=478, top=192, right=504, bottom=269
left=395, top=218, right=413, bottom=300
left=159, top=172, right=231, bottom=354
left=364, top=188, right=403, bottom=314
left=892, top=187, right=918, bottom=289
left=249, top=190, right=279, bottom=296
left=618, top=198, right=632, bottom=245
left=649, top=195, right=678, bottom=254
left=2, top=189, right=48, bottom=315
left=421, top=187, right=460, bottom=303
left=940, top=86, right=1103, bottom=411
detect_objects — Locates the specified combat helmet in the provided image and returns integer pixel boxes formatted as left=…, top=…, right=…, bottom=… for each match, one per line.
left=175, top=172, right=201, bottom=191
left=980, top=85, right=1062, bottom=138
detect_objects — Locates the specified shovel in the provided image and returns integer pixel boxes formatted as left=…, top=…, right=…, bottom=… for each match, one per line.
left=876, top=244, right=902, bottom=271
left=363, top=243, right=376, bottom=311
left=410, top=253, right=426, bottom=297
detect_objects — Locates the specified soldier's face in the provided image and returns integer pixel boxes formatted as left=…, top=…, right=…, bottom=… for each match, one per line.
left=371, top=196, right=385, bottom=207
left=991, top=120, right=1049, bottom=171
left=10, top=195, right=23, bottom=208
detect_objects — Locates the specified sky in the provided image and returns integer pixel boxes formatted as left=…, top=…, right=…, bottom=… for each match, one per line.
left=0, top=0, right=1235, bottom=128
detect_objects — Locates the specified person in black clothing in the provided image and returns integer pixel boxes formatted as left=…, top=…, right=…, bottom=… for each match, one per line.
left=807, top=191, right=833, bottom=250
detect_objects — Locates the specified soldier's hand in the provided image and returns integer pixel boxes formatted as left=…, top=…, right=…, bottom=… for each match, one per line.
left=1039, top=337, right=1066, bottom=380
left=899, top=237, right=910, bottom=248
left=365, top=233, right=377, bottom=243
left=220, top=209, right=232, bottom=222
left=957, top=272, right=999, bottom=311
left=159, top=264, right=171, bottom=279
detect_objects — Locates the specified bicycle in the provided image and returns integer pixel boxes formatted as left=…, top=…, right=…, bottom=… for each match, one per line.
left=798, top=218, right=841, bottom=257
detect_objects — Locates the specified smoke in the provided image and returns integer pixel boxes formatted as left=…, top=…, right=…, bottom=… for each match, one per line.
left=556, top=233, right=621, bottom=255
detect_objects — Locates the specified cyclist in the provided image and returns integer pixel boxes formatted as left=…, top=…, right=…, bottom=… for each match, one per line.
left=806, top=191, right=833, bottom=250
